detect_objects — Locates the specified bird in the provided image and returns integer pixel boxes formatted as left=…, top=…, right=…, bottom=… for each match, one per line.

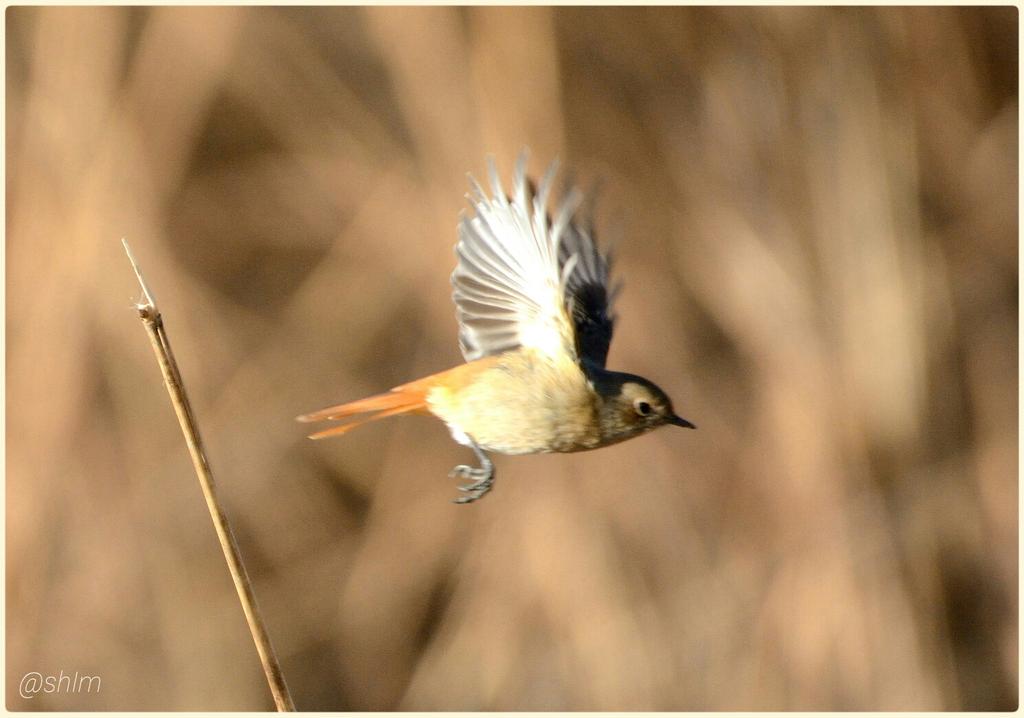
left=298, top=152, right=695, bottom=503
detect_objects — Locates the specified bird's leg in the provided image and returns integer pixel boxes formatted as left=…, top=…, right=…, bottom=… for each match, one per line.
left=449, top=440, right=495, bottom=504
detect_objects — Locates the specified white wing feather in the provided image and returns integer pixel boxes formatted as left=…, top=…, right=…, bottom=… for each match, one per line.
left=452, top=153, right=614, bottom=364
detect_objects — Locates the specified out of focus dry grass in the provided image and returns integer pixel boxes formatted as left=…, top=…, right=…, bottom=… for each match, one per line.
left=5, top=6, right=1017, bottom=711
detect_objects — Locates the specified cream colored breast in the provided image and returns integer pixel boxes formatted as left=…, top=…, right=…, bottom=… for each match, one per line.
left=427, top=349, right=599, bottom=455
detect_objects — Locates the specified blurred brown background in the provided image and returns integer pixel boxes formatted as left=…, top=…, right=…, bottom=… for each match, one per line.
left=5, top=6, right=1017, bottom=711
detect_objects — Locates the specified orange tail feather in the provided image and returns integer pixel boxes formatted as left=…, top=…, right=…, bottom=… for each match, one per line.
left=296, top=385, right=430, bottom=439
left=297, top=358, right=501, bottom=440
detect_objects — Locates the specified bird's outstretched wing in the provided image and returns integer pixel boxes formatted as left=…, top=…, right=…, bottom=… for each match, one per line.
left=451, top=152, right=616, bottom=367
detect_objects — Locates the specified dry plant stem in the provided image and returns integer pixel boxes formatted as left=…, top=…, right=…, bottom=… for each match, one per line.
left=123, top=240, right=296, bottom=712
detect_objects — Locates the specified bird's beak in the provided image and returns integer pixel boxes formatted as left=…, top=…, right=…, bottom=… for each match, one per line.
left=668, top=414, right=696, bottom=429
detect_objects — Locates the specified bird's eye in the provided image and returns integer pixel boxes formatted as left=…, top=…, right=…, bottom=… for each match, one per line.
left=634, top=400, right=653, bottom=416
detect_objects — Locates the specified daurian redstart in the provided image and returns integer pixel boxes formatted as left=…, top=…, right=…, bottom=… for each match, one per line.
left=299, top=153, right=694, bottom=503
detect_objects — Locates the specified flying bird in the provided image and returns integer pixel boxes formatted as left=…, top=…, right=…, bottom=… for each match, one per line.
left=298, top=153, right=694, bottom=503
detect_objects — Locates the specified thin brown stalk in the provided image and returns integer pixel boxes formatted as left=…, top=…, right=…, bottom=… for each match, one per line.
left=122, top=239, right=295, bottom=712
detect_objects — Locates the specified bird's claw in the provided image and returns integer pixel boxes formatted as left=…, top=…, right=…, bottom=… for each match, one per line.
left=452, top=481, right=493, bottom=504
left=448, top=443, right=495, bottom=504
left=450, top=465, right=488, bottom=483
left=448, top=464, right=474, bottom=479
left=449, top=465, right=494, bottom=504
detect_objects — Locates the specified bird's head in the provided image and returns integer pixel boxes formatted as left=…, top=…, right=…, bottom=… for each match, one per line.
left=592, top=371, right=695, bottom=444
